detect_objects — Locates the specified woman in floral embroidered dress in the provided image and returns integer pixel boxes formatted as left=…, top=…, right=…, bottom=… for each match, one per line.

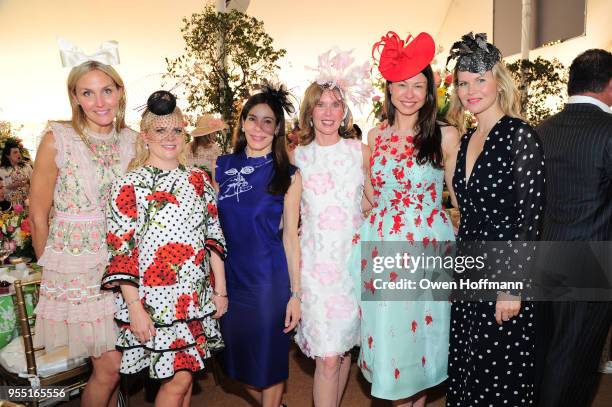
left=101, top=91, right=227, bottom=407
left=30, top=56, right=136, bottom=406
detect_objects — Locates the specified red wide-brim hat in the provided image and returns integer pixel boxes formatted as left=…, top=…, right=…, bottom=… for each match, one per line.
left=372, top=31, right=436, bottom=82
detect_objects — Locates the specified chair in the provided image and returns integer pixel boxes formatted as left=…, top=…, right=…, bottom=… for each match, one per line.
left=0, top=279, right=91, bottom=406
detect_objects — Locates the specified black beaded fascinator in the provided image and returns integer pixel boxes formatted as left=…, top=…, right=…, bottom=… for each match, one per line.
left=446, top=32, right=502, bottom=73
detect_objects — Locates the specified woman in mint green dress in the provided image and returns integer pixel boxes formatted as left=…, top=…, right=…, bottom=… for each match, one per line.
left=351, top=31, right=460, bottom=405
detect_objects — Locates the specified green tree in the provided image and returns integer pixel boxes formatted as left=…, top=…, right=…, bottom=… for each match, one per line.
left=506, top=57, right=568, bottom=125
left=165, top=5, right=286, bottom=150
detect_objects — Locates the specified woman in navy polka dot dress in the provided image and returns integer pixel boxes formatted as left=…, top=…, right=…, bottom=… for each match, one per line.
left=102, top=91, right=227, bottom=406
left=444, top=33, right=545, bottom=406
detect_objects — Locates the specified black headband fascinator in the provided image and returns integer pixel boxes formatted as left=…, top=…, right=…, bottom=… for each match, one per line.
left=147, top=90, right=177, bottom=115
left=446, top=32, right=502, bottom=73
left=256, top=81, right=296, bottom=115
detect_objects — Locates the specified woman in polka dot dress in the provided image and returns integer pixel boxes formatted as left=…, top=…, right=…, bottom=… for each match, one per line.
left=444, top=33, right=545, bottom=406
left=102, top=91, right=227, bottom=406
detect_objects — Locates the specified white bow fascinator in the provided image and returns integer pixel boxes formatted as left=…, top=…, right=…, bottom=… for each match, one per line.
left=57, top=37, right=120, bottom=68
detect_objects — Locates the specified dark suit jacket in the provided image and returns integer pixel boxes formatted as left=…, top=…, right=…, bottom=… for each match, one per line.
left=537, top=103, right=612, bottom=241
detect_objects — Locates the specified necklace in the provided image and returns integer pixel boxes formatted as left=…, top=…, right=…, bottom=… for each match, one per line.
left=82, top=127, right=120, bottom=167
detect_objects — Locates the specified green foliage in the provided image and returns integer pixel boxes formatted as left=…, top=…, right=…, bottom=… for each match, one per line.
left=506, top=57, right=568, bottom=125
left=165, top=5, right=286, bottom=150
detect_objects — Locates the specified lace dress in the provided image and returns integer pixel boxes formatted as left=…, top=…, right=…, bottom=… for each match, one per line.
left=33, top=122, right=136, bottom=358
left=294, top=138, right=363, bottom=358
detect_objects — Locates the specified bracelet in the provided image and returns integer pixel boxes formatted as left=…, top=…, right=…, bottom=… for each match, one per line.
left=291, top=290, right=302, bottom=300
left=126, top=298, right=140, bottom=307
left=213, top=290, right=227, bottom=297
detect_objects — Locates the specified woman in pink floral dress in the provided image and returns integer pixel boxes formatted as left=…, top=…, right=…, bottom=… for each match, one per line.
left=294, top=48, right=374, bottom=407
left=30, top=54, right=136, bottom=406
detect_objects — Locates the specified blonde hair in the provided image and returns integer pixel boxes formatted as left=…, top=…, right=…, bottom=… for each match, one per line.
left=129, top=108, right=187, bottom=170
left=66, top=61, right=127, bottom=135
left=298, top=82, right=355, bottom=145
left=446, top=62, right=523, bottom=133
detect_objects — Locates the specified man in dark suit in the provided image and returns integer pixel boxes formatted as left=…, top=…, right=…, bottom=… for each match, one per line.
left=535, top=49, right=612, bottom=407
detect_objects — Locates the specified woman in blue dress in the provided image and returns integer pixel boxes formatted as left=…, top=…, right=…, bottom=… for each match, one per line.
left=215, top=83, right=302, bottom=407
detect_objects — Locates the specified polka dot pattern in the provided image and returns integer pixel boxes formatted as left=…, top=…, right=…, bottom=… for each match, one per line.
left=446, top=116, right=545, bottom=406
left=102, top=165, right=226, bottom=379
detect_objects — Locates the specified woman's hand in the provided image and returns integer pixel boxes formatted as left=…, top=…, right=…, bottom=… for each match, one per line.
left=128, top=303, right=156, bottom=343
left=283, top=296, right=301, bottom=333
left=495, top=292, right=521, bottom=325
left=212, top=293, right=228, bottom=319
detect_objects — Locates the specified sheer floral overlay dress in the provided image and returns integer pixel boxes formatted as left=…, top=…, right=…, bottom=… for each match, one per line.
left=33, top=122, right=136, bottom=358
left=350, top=123, right=453, bottom=400
left=101, top=165, right=225, bottom=379
left=294, top=138, right=364, bottom=358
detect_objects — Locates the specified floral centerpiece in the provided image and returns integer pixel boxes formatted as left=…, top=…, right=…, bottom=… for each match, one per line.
left=0, top=203, right=34, bottom=261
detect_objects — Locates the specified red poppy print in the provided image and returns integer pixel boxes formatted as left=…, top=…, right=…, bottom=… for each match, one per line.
left=175, top=293, right=192, bottom=319
left=368, top=335, right=373, bottom=349
left=192, top=291, right=200, bottom=307
left=189, top=170, right=205, bottom=196
left=187, top=320, right=204, bottom=338
left=411, top=320, right=418, bottom=333
left=394, top=368, right=400, bottom=379
left=143, top=260, right=177, bottom=286
left=122, top=229, right=135, bottom=243
left=195, top=335, right=208, bottom=356
left=170, top=338, right=188, bottom=349
left=207, top=203, right=218, bottom=218
left=107, top=232, right=123, bottom=250
left=422, top=356, right=426, bottom=367
left=145, top=191, right=180, bottom=207
left=173, top=351, right=200, bottom=371
left=116, top=184, right=137, bottom=219
left=425, top=314, right=433, bottom=325
left=155, top=243, right=195, bottom=265
left=194, top=249, right=206, bottom=266
left=107, top=247, right=139, bottom=277
left=389, top=271, right=398, bottom=282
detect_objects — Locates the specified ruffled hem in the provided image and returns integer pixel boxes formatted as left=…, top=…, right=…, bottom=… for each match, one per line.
left=38, top=248, right=107, bottom=275
left=34, top=292, right=117, bottom=323
left=33, top=313, right=118, bottom=359
left=115, top=316, right=223, bottom=379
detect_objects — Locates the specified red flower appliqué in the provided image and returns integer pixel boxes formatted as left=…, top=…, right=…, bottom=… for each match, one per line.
left=116, top=184, right=137, bottom=219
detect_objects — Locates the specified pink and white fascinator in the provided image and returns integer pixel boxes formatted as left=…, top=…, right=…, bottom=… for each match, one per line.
left=307, top=48, right=373, bottom=107
left=57, top=37, right=120, bottom=68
